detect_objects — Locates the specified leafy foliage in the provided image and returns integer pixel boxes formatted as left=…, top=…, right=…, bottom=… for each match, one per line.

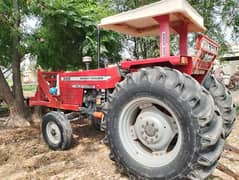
left=113, top=0, right=160, bottom=59
left=113, top=0, right=239, bottom=58
left=189, top=0, right=239, bottom=54
left=221, top=0, right=239, bottom=40
left=28, top=0, right=122, bottom=70
left=0, top=0, right=32, bottom=67
left=0, top=1, right=15, bottom=67
left=0, top=0, right=32, bottom=124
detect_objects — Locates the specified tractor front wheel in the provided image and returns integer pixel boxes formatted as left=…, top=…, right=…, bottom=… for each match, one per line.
left=41, top=111, right=72, bottom=150
left=106, top=67, right=224, bottom=179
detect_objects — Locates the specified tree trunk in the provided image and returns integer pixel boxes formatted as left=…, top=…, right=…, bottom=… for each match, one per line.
left=12, top=0, right=27, bottom=116
left=2, top=0, right=30, bottom=127
left=0, top=69, right=14, bottom=107
left=12, top=36, right=27, bottom=119
left=0, top=69, right=30, bottom=127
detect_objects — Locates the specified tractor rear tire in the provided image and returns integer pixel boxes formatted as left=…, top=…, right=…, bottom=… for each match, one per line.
left=41, top=111, right=72, bottom=150
left=106, top=67, right=224, bottom=179
left=204, top=75, right=236, bottom=138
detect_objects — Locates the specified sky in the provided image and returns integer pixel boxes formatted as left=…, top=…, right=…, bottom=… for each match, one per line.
left=22, top=15, right=41, bottom=34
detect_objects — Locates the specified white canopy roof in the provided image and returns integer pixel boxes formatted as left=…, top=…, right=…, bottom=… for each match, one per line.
left=99, top=0, right=206, bottom=37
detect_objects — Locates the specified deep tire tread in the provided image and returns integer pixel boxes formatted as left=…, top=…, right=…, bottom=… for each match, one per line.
left=204, top=76, right=236, bottom=138
left=106, top=67, right=224, bottom=180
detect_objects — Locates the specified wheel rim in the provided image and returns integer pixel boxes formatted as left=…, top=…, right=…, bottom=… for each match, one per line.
left=46, top=121, right=61, bottom=145
left=119, top=97, right=182, bottom=168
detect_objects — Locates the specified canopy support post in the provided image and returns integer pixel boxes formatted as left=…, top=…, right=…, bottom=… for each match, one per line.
left=173, top=22, right=188, bottom=56
left=179, top=23, right=188, bottom=56
left=154, top=15, right=170, bottom=57
left=97, top=26, right=101, bottom=68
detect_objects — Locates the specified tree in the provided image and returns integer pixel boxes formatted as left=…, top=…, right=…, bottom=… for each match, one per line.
left=114, top=0, right=160, bottom=59
left=113, top=0, right=239, bottom=58
left=189, top=0, right=239, bottom=54
left=0, top=0, right=122, bottom=128
left=28, top=0, right=122, bottom=70
left=0, top=0, right=30, bottom=127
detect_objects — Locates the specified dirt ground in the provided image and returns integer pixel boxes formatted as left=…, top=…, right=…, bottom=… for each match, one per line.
left=0, top=100, right=238, bottom=179
left=0, top=119, right=127, bottom=180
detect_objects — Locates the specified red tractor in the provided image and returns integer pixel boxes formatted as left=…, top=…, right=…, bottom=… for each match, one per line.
left=30, top=0, right=236, bottom=179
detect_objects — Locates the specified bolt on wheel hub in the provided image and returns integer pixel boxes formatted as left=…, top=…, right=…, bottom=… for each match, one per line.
left=140, top=121, right=160, bottom=145
left=134, top=106, right=176, bottom=151
left=144, top=123, right=157, bottom=137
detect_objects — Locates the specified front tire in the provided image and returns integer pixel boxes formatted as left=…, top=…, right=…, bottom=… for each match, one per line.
left=42, top=111, right=72, bottom=150
left=106, top=67, right=224, bottom=179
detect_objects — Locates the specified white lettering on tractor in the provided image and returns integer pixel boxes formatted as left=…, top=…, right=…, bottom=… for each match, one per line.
left=61, top=76, right=111, bottom=81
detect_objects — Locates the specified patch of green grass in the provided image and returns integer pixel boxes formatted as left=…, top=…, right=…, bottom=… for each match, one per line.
left=23, top=84, right=37, bottom=92
left=0, top=104, right=8, bottom=109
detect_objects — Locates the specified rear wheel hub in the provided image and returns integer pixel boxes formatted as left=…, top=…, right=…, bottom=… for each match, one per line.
left=134, top=106, right=176, bottom=151
left=119, top=97, right=181, bottom=167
